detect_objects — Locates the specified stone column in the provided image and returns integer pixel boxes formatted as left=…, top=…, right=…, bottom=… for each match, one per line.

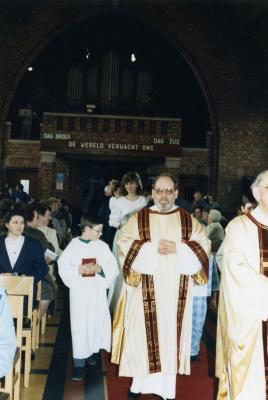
left=38, top=151, right=56, bottom=199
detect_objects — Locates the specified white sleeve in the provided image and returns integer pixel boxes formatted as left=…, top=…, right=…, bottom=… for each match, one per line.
left=58, top=241, right=82, bottom=288
left=96, top=243, right=119, bottom=288
left=131, top=242, right=201, bottom=276
left=131, top=242, right=158, bottom=275
left=176, top=243, right=202, bottom=275
left=109, top=197, right=116, bottom=212
left=109, top=199, right=121, bottom=228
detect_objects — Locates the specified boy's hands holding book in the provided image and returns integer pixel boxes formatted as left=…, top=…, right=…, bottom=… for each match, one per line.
left=79, top=258, right=101, bottom=277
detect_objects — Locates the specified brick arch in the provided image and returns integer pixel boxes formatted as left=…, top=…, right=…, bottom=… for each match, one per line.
left=1, top=2, right=219, bottom=191
left=122, top=9, right=219, bottom=193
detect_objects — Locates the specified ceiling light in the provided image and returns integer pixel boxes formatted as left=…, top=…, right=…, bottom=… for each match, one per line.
left=28, top=66, right=33, bottom=72
left=85, top=48, right=90, bottom=60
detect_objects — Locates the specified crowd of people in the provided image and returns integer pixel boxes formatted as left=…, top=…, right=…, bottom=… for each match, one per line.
left=0, top=170, right=266, bottom=400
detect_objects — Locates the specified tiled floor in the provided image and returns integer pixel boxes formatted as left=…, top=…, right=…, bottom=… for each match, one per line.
left=20, top=301, right=62, bottom=400
left=17, top=295, right=217, bottom=400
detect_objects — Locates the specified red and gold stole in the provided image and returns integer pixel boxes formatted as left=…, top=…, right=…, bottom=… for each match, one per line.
left=122, top=207, right=208, bottom=374
left=122, top=208, right=161, bottom=373
left=246, top=213, right=268, bottom=398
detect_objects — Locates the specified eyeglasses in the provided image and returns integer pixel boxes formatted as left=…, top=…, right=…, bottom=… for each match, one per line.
left=154, top=188, right=175, bottom=195
left=92, top=228, right=102, bottom=236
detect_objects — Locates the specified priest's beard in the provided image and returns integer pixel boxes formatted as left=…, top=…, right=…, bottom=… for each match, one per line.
left=154, top=199, right=174, bottom=212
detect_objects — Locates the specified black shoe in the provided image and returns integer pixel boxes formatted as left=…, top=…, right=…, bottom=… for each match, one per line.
left=191, top=354, right=200, bottom=362
left=127, top=389, right=141, bottom=399
left=71, top=367, right=85, bottom=381
left=86, top=354, right=97, bottom=366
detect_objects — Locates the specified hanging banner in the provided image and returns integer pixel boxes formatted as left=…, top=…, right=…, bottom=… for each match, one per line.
left=41, top=113, right=182, bottom=158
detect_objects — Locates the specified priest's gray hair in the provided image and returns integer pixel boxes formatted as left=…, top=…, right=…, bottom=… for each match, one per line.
left=251, top=169, right=268, bottom=190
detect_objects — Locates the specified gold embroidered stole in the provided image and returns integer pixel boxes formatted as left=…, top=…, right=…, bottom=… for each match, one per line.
left=246, top=213, right=268, bottom=398
left=122, top=207, right=208, bottom=374
left=122, top=208, right=161, bottom=373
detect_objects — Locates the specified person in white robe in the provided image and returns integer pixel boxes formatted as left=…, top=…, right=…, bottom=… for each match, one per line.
left=108, top=171, right=147, bottom=312
left=216, top=169, right=268, bottom=400
left=58, top=215, right=118, bottom=381
left=112, top=174, right=210, bottom=400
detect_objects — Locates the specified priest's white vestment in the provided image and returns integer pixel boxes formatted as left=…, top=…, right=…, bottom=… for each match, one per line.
left=216, top=207, right=268, bottom=400
left=112, top=206, right=210, bottom=399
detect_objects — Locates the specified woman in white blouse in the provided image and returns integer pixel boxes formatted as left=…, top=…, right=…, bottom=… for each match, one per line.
left=109, top=172, right=146, bottom=229
left=108, top=171, right=147, bottom=311
left=0, top=208, right=48, bottom=311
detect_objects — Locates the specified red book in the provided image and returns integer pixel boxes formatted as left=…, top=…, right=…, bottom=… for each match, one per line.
left=82, top=258, right=96, bottom=277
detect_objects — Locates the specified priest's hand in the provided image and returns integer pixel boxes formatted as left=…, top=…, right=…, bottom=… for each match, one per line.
left=157, top=239, right=177, bottom=255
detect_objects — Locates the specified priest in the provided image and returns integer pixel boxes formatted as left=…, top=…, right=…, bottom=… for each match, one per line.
left=216, top=169, right=268, bottom=400
left=112, top=173, right=210, bottom=400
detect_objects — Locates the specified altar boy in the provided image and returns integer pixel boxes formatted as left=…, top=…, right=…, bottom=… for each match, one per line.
left=58, top=215, right=118, bottom=381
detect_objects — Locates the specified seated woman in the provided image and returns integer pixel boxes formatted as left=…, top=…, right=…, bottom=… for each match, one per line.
left=0, top=208, right=48, bottom=306
left=23, top=204, right=57, bottom=318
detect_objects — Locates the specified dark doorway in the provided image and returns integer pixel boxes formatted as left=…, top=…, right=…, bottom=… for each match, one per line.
left=5, top=168, right=39, bottom=199
left=180, top=175, right=209, bottom=202
left=78, top=159, right=149, bottom=215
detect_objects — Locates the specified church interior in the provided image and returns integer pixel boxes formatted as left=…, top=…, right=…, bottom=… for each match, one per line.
left=0, top=0, right=268, bottom=399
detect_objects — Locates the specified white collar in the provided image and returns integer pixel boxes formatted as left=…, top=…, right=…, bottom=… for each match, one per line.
left=6, top=235, right=24, bottom=243
left=251, top=206, right=268, bottom=226
left=150, top=205, right=178, bottom=212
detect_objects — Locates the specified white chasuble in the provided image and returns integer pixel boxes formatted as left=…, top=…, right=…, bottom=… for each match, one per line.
left=112, top=207, right=210, bottom=398
left=216, top=207, right=268, bottom=400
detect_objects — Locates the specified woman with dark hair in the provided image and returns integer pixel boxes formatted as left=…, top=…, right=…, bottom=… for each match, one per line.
left=109, top=171, right=146, bottom=229
left=108, top=171, right=146, bottom=311
left=0, top=208, right=48, bottom=305
left=240, top=196, right=255, bottom=215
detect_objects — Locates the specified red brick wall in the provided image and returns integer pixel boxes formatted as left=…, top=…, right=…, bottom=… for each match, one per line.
left=3, top=123, right=40, bottom=169
left=0, top=1, right=268, bottom=214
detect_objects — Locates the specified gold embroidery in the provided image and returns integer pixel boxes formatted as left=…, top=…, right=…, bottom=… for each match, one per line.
left=142, top=274, right=161, bottom=373
left=125, top=269, right=141, bottom=287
